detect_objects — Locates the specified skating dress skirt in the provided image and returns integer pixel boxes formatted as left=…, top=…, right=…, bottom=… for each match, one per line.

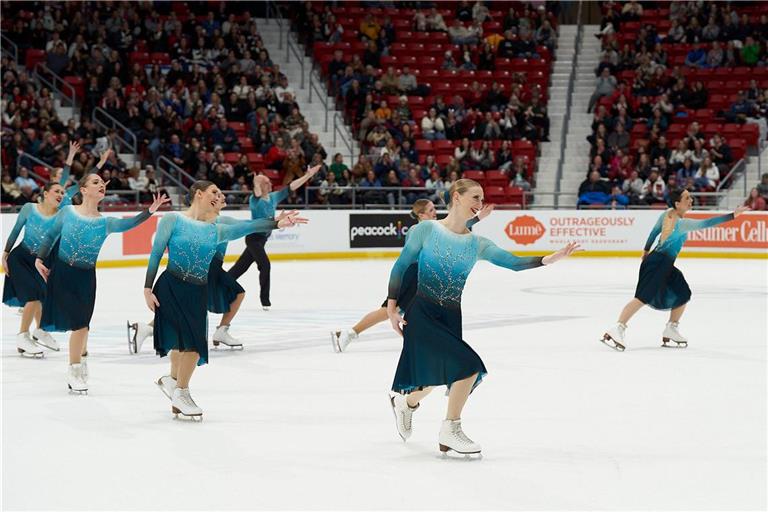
left=3, top=245, right=47, bottom=307
left=392, top=293, right=487, bottom=394
left=41, top=257, right=97, bottom=332
left=634, top=251, right=691, bottom=310
left=207, top=256, right=244, bottom=314
left=380, top=263, right=418, bottom=311
left=153, top=270, right=209, bottom=365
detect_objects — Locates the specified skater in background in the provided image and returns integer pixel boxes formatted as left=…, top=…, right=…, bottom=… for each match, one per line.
left=330, top=198, right=494, bottom=353
left=602, top=190, right=749, bottom=351
left=34, top=173, right=169, bottom=394
left=3, top=142, right=85, bottom=356
left=144, top=180, right=307, bottom=420
left=386, top=179, right=579, bottom=456
left=228, top=166, right=321, bottom=310
left=127, top=192, right=248, bottom=352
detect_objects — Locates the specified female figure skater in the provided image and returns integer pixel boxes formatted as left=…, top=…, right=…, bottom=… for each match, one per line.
left=35, top=173, right=169, bottom=393
left=330, top=198, right=494, bottom=352
left=228, top=166, right=320, bottom=309
left=601, top=190, right=749, bottom=351
left=386, top=179, right=579, bottom=456
left=145, top=181, right=307, bottom=420
left=3, top=142, right=83, bottom=355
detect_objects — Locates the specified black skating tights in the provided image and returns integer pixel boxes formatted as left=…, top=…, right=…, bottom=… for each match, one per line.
left=228, top=233, right=271, bottom=307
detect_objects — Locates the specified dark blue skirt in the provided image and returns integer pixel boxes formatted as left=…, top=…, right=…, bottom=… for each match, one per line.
left=634, top=251, right=691, bottom=311
left=392, top=294, right=487, bottom=394
left=381, top=263, right=419, bottom=311
left=153, top=271, right=209, bottom=366
left=207, top=257, right=245, bottom=314
left=41, top=258, right=97, bottom=332
left=3, top=244, right=46, bottom=307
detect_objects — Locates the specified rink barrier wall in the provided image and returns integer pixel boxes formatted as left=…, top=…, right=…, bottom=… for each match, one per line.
left=2, top=210, right=766, bottom=271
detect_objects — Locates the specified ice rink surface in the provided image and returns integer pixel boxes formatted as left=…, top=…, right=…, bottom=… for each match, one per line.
left=2, top=257, right=766, bottom=510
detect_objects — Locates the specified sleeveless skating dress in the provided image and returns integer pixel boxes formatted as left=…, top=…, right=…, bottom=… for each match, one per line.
left=635, top=210, right=735, bottom=310
left=145, top=213, right=277, bottom=365
left=388, top=221, right=543, bottom=394
left=37, top=206, right=153, bottom=331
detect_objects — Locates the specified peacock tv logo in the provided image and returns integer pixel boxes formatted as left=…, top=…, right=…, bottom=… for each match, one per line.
left=349, top=214, right=416, bottom=248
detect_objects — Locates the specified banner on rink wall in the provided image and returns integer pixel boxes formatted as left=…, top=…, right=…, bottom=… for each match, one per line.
left=348, top=213, right=417, bottom=248
left=1, top=209, right=765, bottom=266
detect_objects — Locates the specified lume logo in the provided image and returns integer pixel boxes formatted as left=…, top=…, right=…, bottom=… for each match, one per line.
left=505, top=215, right=545, bottom=245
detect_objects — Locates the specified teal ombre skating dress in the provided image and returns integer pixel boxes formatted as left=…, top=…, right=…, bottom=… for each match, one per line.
left=387, top=220, right=544, bottom=394
left=379, top=217, right=481, bottom=311
left=145, top=213, right=278, bottom=365
left=635, top=210, right=735, bottom=310
left=2, top=166, right=77, bottom=307
left=37, top=206, right=153, bottom=331
left=207, top=216, right=245, bottom=314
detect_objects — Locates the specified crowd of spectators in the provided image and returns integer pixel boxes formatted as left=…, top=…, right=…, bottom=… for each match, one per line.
left=580, top=0, right=768, bottom=208
left=296, top=1, right=561, bottom=204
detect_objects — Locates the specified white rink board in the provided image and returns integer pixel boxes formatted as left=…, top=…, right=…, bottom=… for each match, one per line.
left=2, top=209, right=767, bottom=263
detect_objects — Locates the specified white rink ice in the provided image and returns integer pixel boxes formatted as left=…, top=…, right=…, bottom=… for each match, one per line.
left=2, top=257, right=766, bottom=511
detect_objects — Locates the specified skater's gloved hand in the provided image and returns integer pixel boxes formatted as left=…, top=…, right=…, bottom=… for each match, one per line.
left=542, top=242, right=582, bottom=265
left=34, top=258, right=49, bottom=282
left=149, top=192, right=171, bottom=213
left=144, top=288, right=160, bottom=312
left=2, top=252, right=9, bottom=276
left=734, top=205, right=750, bottom=218
left=386, top=299, right=406, bottom=337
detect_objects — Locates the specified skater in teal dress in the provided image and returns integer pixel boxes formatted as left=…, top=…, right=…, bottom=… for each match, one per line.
left=144, top=180, right=307, bottom=419
left=602, top=189, right=749, bottom=351
left=330, top=198, right=494, bottom=353
left=386, top=178, right=580, bottom=456
left=35, top=172, right=169, bottom=393
left=3, top=142, right=85, bottom=356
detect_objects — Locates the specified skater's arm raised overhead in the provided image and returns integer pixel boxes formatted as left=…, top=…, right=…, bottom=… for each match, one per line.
left=3, top=203, right=32, bottom=253
left=477, top=237, right=544, bottom=271
left=268, top=186, right=290, bottom=207
left=644, top=211, right=665, bottom=251
left=388, top=221, right=432, bottom=299
left=35, top=207, right=66, bottom=261
left=144, top=213, right=177, bottom=289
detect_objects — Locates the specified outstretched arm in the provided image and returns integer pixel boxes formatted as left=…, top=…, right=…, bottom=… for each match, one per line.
left=477, top=237, right=545, bottom=271
left=216, top=211, right=308, bottom=243
left=60, top=141, right=80, bottom=185
left=288, top=164, right=322, bottom=192
left=106, top=193, right=170, bottom=233
left=678, top=206, right=747, bottom=234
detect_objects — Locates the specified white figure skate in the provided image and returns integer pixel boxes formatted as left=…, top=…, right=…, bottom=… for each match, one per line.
left=127, top=321, right=153, bottom=354
left=212, top=325, right=243, bottom=349
left=32, top=328, right=60, bottom=351
left=662, top=321, right=688, bottom=348
left=67, top=363, right=88, bottom=394
left=600, top=323, right=627, bottom=351
left=171, top=388, right=203, bottom=421
left=389, top=393, right=419, bottom=441
left=16, top=332, right=44, bottom=358
left=331, top=329, right=358, bottom=353
left=438, top=419, right=481, bottom=457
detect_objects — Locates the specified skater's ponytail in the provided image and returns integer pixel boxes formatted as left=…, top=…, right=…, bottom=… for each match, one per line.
left=188, top=180, right=215, bottom=205
left=448, top=178, right=482, bottom=204
left=410, top=199, right=432, bottom=220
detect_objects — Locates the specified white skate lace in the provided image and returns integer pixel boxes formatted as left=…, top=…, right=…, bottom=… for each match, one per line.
left=402, top=408, right=412, bottom=431
left=451, top=423, right=474, bottom=446
left=180, top=389, right=197, bottom=408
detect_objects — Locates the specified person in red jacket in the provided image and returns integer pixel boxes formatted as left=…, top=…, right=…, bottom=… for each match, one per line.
left=264, top=137, right=287, bottom=169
